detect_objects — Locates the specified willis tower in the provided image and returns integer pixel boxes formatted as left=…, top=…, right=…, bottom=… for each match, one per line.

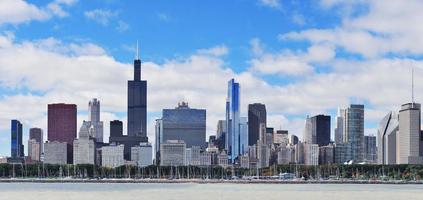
left=128, top=42, right=147, bottom=137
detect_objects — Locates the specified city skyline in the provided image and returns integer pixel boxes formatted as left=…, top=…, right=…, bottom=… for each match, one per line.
left=1, top=0, right=423, bottom=157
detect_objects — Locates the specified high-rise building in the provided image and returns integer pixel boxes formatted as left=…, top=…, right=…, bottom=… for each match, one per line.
left=377, top=111, right=399, bottom=165
left=343, top=104, right=365, bottom=162
left=127, top=49, right=147, bottom=137
left=335, top=108, right=345, bottom=144
left=303, top=115, right=331, bottom=147
left=239, top=117, right=249, bottom=155
left=160, top=140, right=186, bottom=166
left=304, top=143, right=319, bottom=166
left=257, top=123, right=270, bottom=168
left=319, top=144, right=334, bottom=165
left=248, top=103, right=266, bottom=146
left=29, top=128, right=43, bottom=154
left=101, top=144, right=124, bottom=168
left=48, top=103, right=77, bottom=164
left=364, top=135, right=377, bottom=163
left=215, top=120, right=226, bottom=150
left=11, top=120, right=23, bottom=159
left=334, top=143, right=351, bottom=164
left=397, top=103, right=423, bottom=164
left=226, top=78, right=240, bottom=162
left=290, top=134, right=299, bottom=145
left=160, top=102, right=206, bottom=149
left=110, top=120, right=123, bottom=138
left=87, top=98, right=104, bottom=143
left=274, top=130, right=289, bottom=145
left=28, top=139, right=40, bottom=162
left=44, top=141, right=67, bottom=165
left=73, top=122, right=95, bottom=165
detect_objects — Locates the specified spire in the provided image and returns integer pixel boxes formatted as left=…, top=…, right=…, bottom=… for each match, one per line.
left=136, top=40, right=139, bottom=60
left=412, top=65, right=415, bottom=103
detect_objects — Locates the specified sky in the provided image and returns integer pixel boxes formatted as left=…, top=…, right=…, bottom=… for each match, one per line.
left=0, top=0, right=423, bottom=156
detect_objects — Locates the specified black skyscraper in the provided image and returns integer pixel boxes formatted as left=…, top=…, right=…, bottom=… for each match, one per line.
left=312, top=115, right=331, bottom=147
left=128, top=51, right=147, bottom=137
left=248, top=103, right=266, bottom=146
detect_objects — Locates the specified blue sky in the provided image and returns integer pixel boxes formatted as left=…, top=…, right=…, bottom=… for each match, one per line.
left=0, top=0, right=422, bottom=156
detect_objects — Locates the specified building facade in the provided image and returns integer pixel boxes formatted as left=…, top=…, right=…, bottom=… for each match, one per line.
left=160, top=140, right=186, bottom=166
left=11, top=120, right=23, bottom=159
left=44, top=141, right=67, bottom=165
left=248, top=103, right=266, bottom=146
left=304, top=115, right=331, bottom=147
left=397, top=103, right=423, bottom=164
left=127, top=56, right=147, bottom=137
left=343, top=104, right=365, bottom=162
left=364, top=135, right=377, bottom=163
left=101, top=144, right=124, bottom=168
left=377, top=111, right=399, bottom=164
left=48, top=103, right=77, bottom=164
left=226, top=78, right=241, bottom=162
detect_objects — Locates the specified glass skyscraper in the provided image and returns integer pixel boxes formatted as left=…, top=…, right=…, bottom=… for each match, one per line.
left=226, top=78, right=240, bottom=162
left=127, top=55, right=147, bottom=137
left=248, top=103, right=266, bottom=146
left=343, top=104, right=364, bottom=162
left=11, top=120, right=23, bottom=159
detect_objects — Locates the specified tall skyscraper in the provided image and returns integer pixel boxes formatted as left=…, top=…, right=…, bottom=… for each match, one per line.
left=377, top=111, right=399, bottom=164
left=88, top=98, right=104, bottom=143
left=48, top=103, right=77, bottom=164
left=11, top=120, right=23, bottom=159
left=226, top=78, right=240, bottom=162
left=397, top=103, right=423, bottom=164
left=28, top=127, right=43, bottom=162
left=127, top=46, right=147, bottom=137
left=303, top=115, right=331, bottom=147
left=248, top=103, right=266, bottom=146
left=334, top=108, right=345, bottom=144
left=239, top=117, right=248, bottom=155
left=343, top=104, right=364, bottom=162
left=110, top=120, right=123, bottom=138
left=159, top=102, right=206, bottom=149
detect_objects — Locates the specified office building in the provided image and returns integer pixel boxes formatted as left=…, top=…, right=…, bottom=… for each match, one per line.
left=73, top=122, right=95, bottom=165
left=277, top=145, right=293, bottom=165
left=11, top=120, right=23, bottom=159
left=29, top=128, right=43, bottom=154
left=159, top=102, right=206, bottom=149
left=86, top=98, right=104, bottom=143
left=101, top=144, right=124, bottom=168
left=110, top=120, right=123, bottom=138
left=239, top=117, right=249, bottom=154
left=304, top=115, right=331, bottom=147
left=334, top=143, right=351, bottom=164
left=127, top=48, right=147, bottom=137
left=290, top=134, right=299, bottom=145
left=377, top=111, right=399, bottom=165
left=397, top=103, right=423, bottom=164
left=364, top=135, right=377, bottom=163
left=48, top=103, right=77, bottom=164
left=304, top=143, right=319, bottom=166
left=226, top=78, right=241, bottom=162
left=343, top=104, right=365, bottom=162
left=215, top=120, right=226, bottom=150
left=335, top=108, right=345, bottom=144
left=28, top=139, right=40, bottom=162
left=44, top=141, right=67, bottom=165
left=294, top=141, right=304, bottom=164
left=319, top=144, right=334, bottom=165
left=160, top=140, right=186, bottom=166
left=274, top=130, right=289, bottom=146
left=131, top=142, right=153, bottom=167
left=110, top=119, right=148, bottom=160
left=248, top=103, right=266, bottom=146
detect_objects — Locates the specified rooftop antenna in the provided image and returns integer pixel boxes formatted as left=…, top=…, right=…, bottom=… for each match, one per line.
left=136, top=40, right=139, bottom=60
left=412, top=65, right=415, bottom=103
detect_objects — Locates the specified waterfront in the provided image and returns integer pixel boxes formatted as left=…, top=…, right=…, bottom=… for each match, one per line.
left=0, top=183, right=422, bottom=200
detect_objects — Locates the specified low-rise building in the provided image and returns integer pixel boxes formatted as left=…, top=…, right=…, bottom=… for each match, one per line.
left=101, top=144, right=124, bottom=168
left=44, top=141, right=67, bottom=165
left=160, top=140, right=186, bottom=166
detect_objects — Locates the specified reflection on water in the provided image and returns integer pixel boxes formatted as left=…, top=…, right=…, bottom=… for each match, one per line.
left=0, top=183, right=422, bottom=200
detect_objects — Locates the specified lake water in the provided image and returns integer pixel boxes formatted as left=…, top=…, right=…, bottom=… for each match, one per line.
left=0, top=183, right=422, bottom=200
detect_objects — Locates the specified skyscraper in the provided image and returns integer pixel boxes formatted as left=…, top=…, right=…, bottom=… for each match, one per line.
left=239, top=117, right=248, bottom=155
left=159, top=102, right=206, bottom=149
left=226, top=78, right=240, bottom=162
left=248, top=103, right=266, bottom=146
left=342, top=104, right=364, bottom=162
left=364, top=135, right=377, bottom=163
left=47, top=103, right=77, bottom=164
left=334, top=108, right=345, bottom=144
left=303, top=115, right=331, bottom=147
left=29, top=127, right=43, bottom=162
left=377, top=111, right=399, bottom=164
left=110, top=120, right=123, bottom=138
left=397, top=103, right=423, bottom=164
left=127, top=47, right=147, bottom=137
left=88, top=98, right=104, bottom=143
left=11, top=120, right=23, bottom=159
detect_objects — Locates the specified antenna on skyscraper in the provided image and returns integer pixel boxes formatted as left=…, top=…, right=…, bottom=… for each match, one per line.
left=412, top=65, right=415, bottom=103
left=136, top=40, right=140, bottom=60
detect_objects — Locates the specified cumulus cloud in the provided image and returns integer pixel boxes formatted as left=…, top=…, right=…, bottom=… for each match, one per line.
left=0, top=0, right=76, bottom=26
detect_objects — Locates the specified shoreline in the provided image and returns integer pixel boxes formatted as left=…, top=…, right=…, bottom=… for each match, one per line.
left=0, top=178, right=421, bottom=184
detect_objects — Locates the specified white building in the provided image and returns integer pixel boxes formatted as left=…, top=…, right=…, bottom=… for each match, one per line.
left=88, top=98, right=104, bottom=143
left=397, top=103, right=423, bottom=164
left=277, top=145, right=293, bottom=165
left=28, top=139, right=40, bottom=161
left=274, top=130, right=289, bottom=146
left=73, top=122, right=95, bottom=165
left=131, top=142, right=153, bottom=167
left=217, top=151, right=229, bottom=168
left=102, top=144, right=124, bottom=168
left=160, top=140, right=186, bottom=166
left=304, top=143, right=319, bottom=166
left=377, top=111, right=399, bottom=164
left=200, top=152, right=212, bottom=166
left=44, top=141, right=67, bottom=165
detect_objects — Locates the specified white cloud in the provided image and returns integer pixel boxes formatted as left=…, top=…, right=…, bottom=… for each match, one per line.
left=292, top=13, right=306, bottom=26
left=116, top=20, right=129, bottom=32
left=197, top=45, right=228, bottom=57
left=84, top=9, right=118, bottom=26
left=0, top=0, right=76, bottom=25
left=258, top=0, right=281, bottom=9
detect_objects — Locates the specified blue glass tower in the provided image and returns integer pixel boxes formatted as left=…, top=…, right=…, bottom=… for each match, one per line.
left=226, top=78, right=240, bottom=163
left=11, top=120, right=23, bottom=158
